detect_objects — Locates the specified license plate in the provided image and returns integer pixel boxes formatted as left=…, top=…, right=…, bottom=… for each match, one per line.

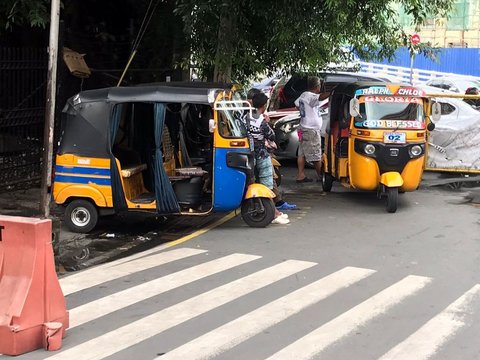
left=384, top=132, right=406, bottom=144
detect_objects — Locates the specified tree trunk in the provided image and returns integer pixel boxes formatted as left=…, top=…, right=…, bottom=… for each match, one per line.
left=213, top=4, right=235, bottom=83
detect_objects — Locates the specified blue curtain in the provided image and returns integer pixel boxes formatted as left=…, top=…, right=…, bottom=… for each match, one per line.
left=154, top=103, right=180, bottom=213
left=109, top=104, right=127, bottom=211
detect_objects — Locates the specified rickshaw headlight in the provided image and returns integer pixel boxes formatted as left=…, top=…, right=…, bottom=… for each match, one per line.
left=409, top=145, right=423, bottom=157
left=364, top=144, right=376, bottom=155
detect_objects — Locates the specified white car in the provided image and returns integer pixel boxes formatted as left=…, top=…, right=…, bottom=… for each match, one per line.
left=425, top=76, right=480, bottom=94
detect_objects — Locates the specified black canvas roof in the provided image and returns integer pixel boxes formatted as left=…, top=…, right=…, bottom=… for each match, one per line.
left=72, top=83, right=232, bottom=105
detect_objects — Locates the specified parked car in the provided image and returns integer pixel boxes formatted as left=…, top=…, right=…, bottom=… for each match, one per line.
left=251, top=74, right=282, bottom=97
left=425, top=76, right=480, bottom=94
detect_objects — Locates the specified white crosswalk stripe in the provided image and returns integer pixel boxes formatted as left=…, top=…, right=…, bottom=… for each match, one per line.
left=59, top=247, right=206, bottom=295
left=46, top=258, right=317, bottom=359
left=69, top=253, right=261, bottom=329
left=158, top=266, right=376, bottom=360
left=266, top=275, right=432, bottom=360
left=5, top=247, right=480, bottom=360
left=379, top=284, right=480, bottom=360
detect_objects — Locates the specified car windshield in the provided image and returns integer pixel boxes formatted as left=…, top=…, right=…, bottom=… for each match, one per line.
left=455, top=79, right=480, bottom=92
left=354, top=96, right=425, bottom=130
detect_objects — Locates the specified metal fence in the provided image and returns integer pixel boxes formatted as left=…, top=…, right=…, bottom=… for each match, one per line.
left=0, top=47, right=47, bottom=191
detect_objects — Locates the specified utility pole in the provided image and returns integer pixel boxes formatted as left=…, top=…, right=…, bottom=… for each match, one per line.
left=40, top=0, right=61, bottom=218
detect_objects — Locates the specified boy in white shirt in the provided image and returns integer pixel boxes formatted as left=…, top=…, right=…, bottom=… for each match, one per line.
left=294, top=76, right=328, bottom=183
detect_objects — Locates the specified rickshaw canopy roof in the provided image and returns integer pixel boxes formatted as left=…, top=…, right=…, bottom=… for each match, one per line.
left=72, top=82, right=235, bottom=106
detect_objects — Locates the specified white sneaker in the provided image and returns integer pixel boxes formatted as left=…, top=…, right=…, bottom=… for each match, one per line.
left=272, top=216, right=290, bottom=225
left=279, top=212, right=288, bottom=219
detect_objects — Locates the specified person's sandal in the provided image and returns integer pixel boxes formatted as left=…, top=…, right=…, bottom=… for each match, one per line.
left=296, top=177, right=313, bottom=183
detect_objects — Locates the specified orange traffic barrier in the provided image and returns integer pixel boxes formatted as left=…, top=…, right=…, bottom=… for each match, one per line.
left=0, top=215, right=69, bottom=355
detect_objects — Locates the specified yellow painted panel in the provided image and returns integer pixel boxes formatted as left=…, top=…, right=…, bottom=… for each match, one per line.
left=401, top=157, right=425, bottom=191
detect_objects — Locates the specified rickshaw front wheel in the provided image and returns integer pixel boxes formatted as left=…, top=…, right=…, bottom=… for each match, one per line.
left=65, top=199, right=99, bottom=233
left=241, top=197, right=275, bottom=228
left=386, top=187, right=398, bottom=213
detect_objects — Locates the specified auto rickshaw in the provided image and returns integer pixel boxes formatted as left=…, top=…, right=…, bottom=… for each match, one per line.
left=53, top=82, right=276, bottom=232
left=321, top=82, right=437, bottom=212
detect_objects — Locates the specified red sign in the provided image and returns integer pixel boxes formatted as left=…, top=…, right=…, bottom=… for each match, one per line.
left=411, top=33, right=421, bottom=45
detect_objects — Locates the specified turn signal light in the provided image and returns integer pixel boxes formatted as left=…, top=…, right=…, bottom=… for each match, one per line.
left=417, top=132, right=424, bottom=138
left=357, top=130, right=370, bottom=136
left=230, top=141, right=246, bottom=147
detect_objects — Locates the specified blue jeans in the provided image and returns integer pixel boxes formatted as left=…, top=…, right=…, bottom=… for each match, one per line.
left=255, top=156, right=273, bottom=189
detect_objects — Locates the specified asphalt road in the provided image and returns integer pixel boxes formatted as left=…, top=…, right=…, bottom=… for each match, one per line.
left=5, top=164, right=480, bottom=360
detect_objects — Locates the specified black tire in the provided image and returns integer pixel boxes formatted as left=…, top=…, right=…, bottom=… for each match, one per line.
left=241, top=197, right=275, bottom=228
left=64, top=199, right=99, bottom=233
left=274, top=166, right=282, bottom=187
left=386, top=187, right=398, bottom=213
left=321, top=170, right=334, bottom=192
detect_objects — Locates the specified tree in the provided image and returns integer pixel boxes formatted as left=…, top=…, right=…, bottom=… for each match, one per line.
left=174, top=0, right=455, bottom=82
left=0, top=0, right=51, bottom=31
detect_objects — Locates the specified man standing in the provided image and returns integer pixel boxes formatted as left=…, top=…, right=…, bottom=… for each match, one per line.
left=294, top=76, right=327, bottom=183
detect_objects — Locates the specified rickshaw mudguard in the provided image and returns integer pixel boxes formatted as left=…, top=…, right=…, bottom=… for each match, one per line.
left=244, top=183, right=275, bottom=199
left=380, top=172, right=404, bottom=187
left=54, top=184, right=109, bottom=207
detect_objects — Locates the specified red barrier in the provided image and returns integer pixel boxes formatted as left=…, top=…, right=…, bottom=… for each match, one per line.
left=0, top=215, right=69, bottom=355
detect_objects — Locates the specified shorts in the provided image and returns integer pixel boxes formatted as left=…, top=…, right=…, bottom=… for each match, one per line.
left=254, top=156, right=274, bottom=190
left=298, top=128, right=322, bottom=162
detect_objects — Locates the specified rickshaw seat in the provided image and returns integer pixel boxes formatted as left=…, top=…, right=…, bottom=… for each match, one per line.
left=121, top=163, right=147, bottom=178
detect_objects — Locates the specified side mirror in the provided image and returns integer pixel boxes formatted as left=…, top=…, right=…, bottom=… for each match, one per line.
left=209, top=119, right=216, bottom=133
left=431, top=102, right=441, bottom=122
left=427, top=122, right=436, bottom=131
left=349, top=98, right=360, bottom=117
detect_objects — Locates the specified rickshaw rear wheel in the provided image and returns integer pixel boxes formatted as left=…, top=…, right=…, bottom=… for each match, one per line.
left=321, top=171, right=334, bottom=192
left=386, top=187, right=398, bottom=213
left=65, top=199, right=99, bottom=233
left=241, top=197, right=275, bottom=228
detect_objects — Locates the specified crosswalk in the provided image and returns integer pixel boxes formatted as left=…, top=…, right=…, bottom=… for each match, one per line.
left=5, top=247, right=480, bottom=359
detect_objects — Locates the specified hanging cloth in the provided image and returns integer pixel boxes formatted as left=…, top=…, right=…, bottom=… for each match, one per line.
left=109, top=104, right=128, bottom=211
left=154, top=103, right=181, bottom=213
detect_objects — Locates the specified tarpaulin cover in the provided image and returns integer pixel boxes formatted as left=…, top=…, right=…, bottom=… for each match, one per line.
left=426, top=96, right=480, bottom=172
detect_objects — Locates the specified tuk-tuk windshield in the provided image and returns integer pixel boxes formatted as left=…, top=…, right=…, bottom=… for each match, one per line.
left=217, top=102, right=249, bottom=138
left=355, top=96, right=425, bottom=130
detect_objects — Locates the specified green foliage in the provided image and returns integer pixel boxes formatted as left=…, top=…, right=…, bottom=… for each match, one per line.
left=0, top=0, right=51, bottom=31
left=174, top=0, right=455, bottom=82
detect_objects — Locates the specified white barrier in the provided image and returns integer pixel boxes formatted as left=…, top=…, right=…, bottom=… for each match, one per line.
left=359, top=61, right=480, bottom=84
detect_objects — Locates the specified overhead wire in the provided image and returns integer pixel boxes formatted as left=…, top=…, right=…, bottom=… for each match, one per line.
left=117, top=0, right=161, bottom=86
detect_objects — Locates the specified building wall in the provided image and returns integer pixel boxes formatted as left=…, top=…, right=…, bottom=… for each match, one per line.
left=400, top=0, right=480, bottom=48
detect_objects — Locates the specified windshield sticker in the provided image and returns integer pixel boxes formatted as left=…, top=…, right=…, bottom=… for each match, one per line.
left=364, top=96, right=422, bottom=104
left=355, top=120, right=425, bottom=129
left=356, top=87, right=392, bottom=95
left=355, top=86, right=426, bottom=97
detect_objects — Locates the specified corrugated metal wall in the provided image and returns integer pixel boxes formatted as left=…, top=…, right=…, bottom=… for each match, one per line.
left=374, top=47, right=480, bottom=77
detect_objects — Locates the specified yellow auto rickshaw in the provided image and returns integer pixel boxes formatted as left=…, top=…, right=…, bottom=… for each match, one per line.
left=321, top=82, right=437, bottom=212
left=53, top=82, right=276, bottom=232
